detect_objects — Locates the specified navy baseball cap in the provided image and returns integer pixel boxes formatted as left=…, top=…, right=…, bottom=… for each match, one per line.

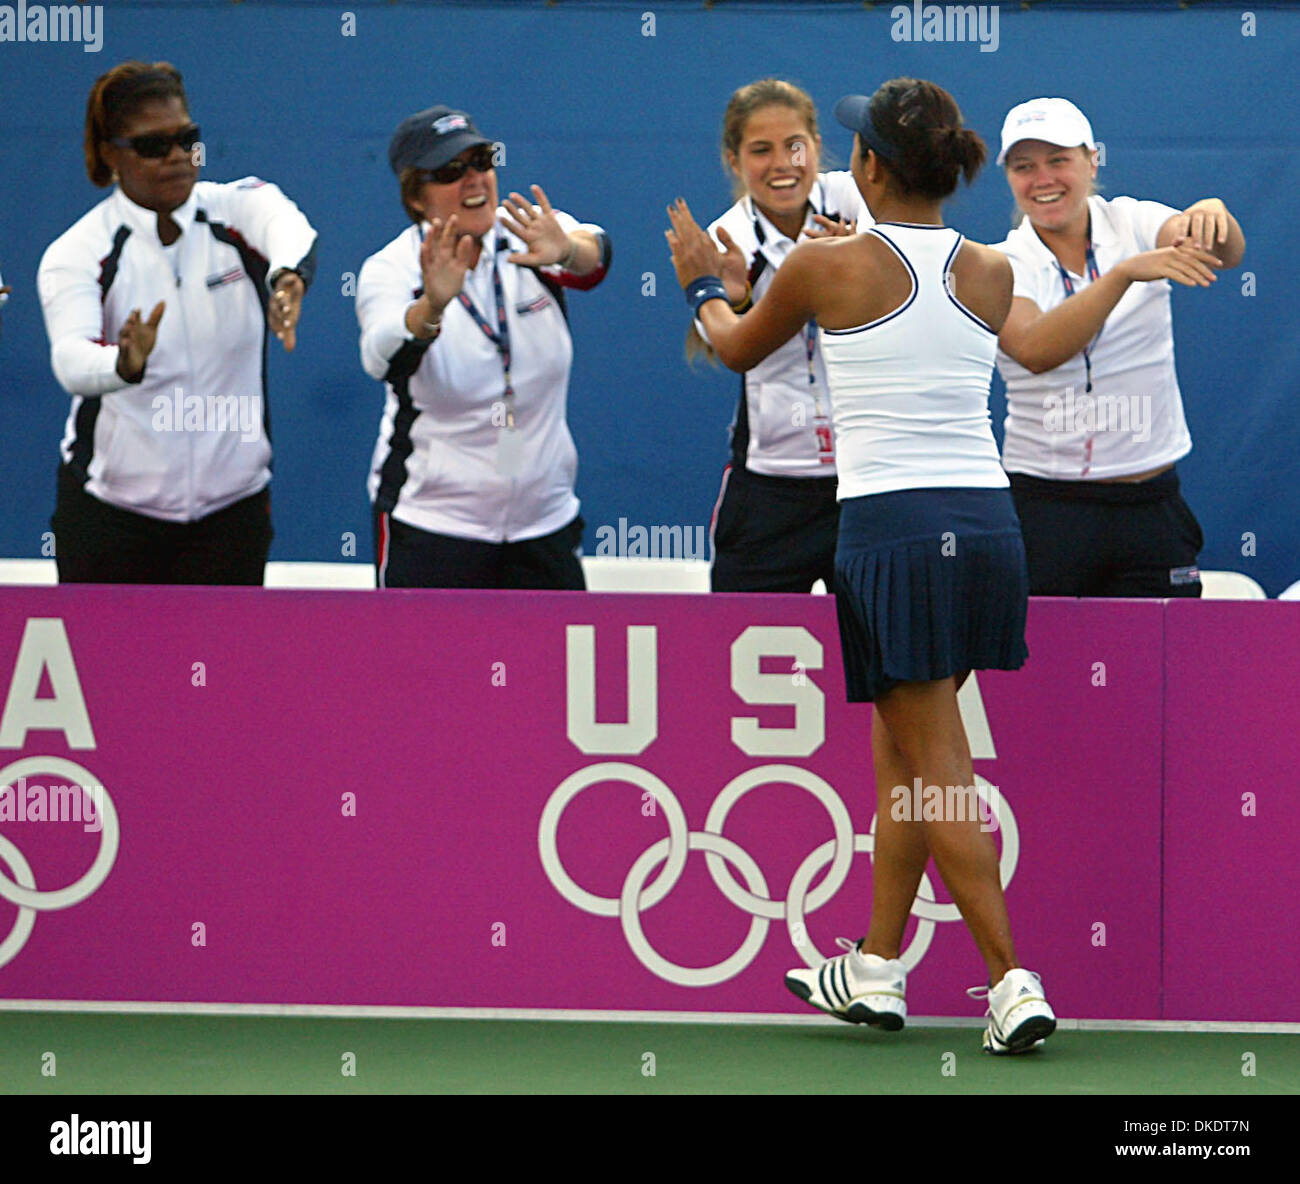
left=834, top=93, right=895, bottom=161
left=388, top=106, right=491, bottom=174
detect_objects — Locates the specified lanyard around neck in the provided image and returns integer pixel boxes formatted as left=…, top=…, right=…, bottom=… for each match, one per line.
left=1056, top=243, right=1102, bottom=394
left=457, top=237, right=515, bottom=425
left=747, top=198, right=825, bottom=409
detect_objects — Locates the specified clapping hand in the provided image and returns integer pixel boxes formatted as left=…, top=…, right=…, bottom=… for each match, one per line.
left=116, top=301, right=165, bottom=382
left=803, top=214, right=857, bottom=239
left=1165, top=198, right=1231, bottom=253
left=419, top=214, right=478, bottom=312
left=712, top=225, right=750, bottom=306
left=270, top=272, right=305, bottom=353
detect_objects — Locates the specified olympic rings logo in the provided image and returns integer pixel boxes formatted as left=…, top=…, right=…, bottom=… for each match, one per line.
left=539, top=762, right=1017, bottom=987
left=0, top=757, right=120, bottom=971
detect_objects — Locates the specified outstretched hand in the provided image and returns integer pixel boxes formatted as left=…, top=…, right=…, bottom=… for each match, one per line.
left=501, top=185, right=571, bottom=267
left=665, top=198, right=727, bottom=289
left=1119, top=243, right=1222, bottom=287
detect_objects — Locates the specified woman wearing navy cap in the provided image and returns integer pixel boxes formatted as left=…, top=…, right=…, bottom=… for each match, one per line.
left=993, top=97, right=1244, bottom=597
left=668, top=78, right=1056, bottom=1055
left=357, top=106, right=612, bottom=589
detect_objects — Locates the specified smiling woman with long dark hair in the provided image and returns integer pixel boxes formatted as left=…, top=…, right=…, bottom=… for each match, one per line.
left=37, top=60, right=318, bottom=584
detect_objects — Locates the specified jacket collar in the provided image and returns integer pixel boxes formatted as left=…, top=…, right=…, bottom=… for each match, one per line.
left=112, top=183, right=200, bottom=243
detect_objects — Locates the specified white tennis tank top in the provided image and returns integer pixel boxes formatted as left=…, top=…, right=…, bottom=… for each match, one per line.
left=819, top=224, right=1008, bottom=500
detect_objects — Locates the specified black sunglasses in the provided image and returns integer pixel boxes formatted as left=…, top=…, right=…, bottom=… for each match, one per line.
left=109, top=124, right=202, bottom=159
left=423, top=144, right=496, bottom=185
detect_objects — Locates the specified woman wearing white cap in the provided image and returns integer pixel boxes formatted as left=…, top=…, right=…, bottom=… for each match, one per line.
left=690, top=79, right=868, bottom=594
left=993, top=97, right=1244, bottom=596
left=668, top=77, right=1056, bottom=1056
left=357, top=106, right=611, bottom=588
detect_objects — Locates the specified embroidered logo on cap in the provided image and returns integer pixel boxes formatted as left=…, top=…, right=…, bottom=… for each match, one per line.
left=432, top=114, right=469, bottom=135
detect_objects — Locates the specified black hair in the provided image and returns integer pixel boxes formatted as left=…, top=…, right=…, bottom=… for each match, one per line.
left=865, top=77, right=986, bottom=199
left=85, top=61, right=188, bottom=187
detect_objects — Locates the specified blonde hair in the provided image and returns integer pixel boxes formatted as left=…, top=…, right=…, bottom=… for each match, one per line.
left=398, top=166, right=427, bottom=224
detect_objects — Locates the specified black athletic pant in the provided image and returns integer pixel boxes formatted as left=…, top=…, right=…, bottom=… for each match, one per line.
left=1009, top=468, right=1203, bottom=597
left=375, top=509, right=586, bottom=590
left=710, top=465, right=840, bottom=593
left=51, top=464, right=272, bottom=585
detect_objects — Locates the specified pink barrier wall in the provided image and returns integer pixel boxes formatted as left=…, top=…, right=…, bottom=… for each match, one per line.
left=1162, top=602, right=1300, bottom=1021
left=0, top=587, right=1289, bottom=1020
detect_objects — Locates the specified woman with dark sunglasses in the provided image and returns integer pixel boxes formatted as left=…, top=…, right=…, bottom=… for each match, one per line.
left=358, top=106, right=611, bottom=589
left=36, top=60, right=317, bottom=584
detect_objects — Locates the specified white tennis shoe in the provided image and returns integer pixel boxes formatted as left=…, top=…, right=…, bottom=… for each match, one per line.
left=967, top=968, right=1057, bottom=1054
left=784, top=938, right=907, bottom=1030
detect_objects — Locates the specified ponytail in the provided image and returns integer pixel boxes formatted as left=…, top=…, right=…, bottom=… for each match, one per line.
left=84, top=61, right=186, bottom=187
left=865, top=77, right=986, bottom=200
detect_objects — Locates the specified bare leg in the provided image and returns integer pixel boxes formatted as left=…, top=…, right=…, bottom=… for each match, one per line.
left=861, top=705, right=930, bottom=960
left=872, top=676, right=1018, bottom=985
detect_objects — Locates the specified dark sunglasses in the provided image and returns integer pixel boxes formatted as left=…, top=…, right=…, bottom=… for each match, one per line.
left=109, top=124, right=202, bottom=159
left=423, top=144, right=496, bottom=185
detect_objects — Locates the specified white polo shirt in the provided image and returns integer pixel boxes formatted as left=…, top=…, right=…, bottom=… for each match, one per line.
left=701, top=172, right=871, bottom=478
left=37, top=179, right=318, bottom=521
left=358, top=213, right=609, bottom=543
left=993, top=194, right=1192, bottom=480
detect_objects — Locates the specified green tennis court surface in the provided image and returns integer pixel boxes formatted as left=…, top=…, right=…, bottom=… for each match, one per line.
left=2, top=1013, right=1296, bottom=1094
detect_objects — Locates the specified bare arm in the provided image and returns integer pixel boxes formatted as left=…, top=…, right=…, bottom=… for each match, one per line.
left=998, top=274, right=1132, bottom=375
left=666, top=198, right=814, bottom=373
left=999, top=244, right=1221, bottom=375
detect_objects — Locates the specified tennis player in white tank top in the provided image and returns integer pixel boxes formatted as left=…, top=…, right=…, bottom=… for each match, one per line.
left=668, top=77, right=1057, bottom=1056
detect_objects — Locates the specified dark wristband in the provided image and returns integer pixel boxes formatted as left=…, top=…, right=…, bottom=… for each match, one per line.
left=686, top=275, right=729, bottom=315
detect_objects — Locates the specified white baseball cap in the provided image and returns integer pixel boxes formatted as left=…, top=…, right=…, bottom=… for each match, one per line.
left=997, top=98, right=1096, bottom=166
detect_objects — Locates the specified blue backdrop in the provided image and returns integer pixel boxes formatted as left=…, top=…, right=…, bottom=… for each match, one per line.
left=2, top=1, right=1296, bottom=591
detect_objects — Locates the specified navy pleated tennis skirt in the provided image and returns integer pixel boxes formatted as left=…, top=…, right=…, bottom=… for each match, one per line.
left=834, top=487, right=1029, bottom=702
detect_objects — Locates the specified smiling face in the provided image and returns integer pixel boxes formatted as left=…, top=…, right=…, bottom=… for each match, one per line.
left=728, top=104, right=821, bottom=232
left=100, top=96, right=199, bottom=214
left=1004, top=139, right=1097, bottom=233
left=414, top=146, right=499, bottom=239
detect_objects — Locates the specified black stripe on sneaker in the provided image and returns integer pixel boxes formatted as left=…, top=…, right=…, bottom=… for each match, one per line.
left=838, top=960, right=850, bottom=1006
left=819, top=965, right=841, bottom=1007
